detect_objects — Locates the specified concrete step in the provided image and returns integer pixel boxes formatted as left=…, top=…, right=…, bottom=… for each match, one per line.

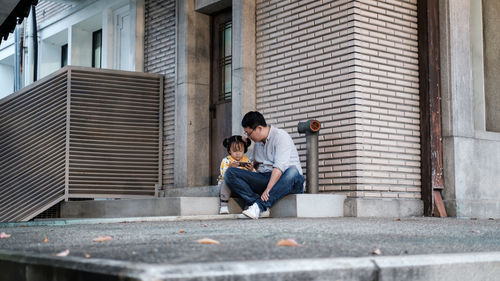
left=2, top=249, right=499, bottom=281
left=61, top=197, right=220, bottom=218
left=161, top=185, right=219, bottom=197
left=61, top=194, right=346, bottom=219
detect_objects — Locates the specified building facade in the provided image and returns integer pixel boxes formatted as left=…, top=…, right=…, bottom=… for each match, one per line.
left=1, top=0, right=499, bottom=219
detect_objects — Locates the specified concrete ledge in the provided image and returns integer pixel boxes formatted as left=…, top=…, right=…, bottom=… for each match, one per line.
left=444, top=199, right=500, bottom=219
left=271, top=194, right=345, bottom=218
left=344, top=198, right=423, bottom=217
left=1, top=250, right=499, bottom=281
left=61, top=194, right=345, bottom=219
left=0, top=214, right=241, bottom=228
left=61, top=197, right=220, bottom=218
left=162, top=185, right=219, bottom=197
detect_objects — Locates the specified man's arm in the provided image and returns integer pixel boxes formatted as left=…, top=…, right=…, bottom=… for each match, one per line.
left=261, top=167, right=282, bottom=201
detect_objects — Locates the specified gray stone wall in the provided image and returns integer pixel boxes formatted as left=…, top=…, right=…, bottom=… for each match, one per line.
left=255, top=0, right=421, bottom=201
left=144, top=0, right=176, bottom=188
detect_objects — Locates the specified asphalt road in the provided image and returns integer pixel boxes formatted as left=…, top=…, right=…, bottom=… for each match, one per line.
left=1, top=217, right=499, bottom=264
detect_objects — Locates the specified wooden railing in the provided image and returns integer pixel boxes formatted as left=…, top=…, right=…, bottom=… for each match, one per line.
left=0, top=66, right=163, bottom=222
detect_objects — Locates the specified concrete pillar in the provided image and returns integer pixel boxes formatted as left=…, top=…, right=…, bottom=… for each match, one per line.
left=440, top=0, right=500, bottom=218
left=102, top=9, right=114, bottom=69
left=231, top=0, right=256, bottom=134
left=439, top=0, right=475, bottom=139
left=470, top=0, right=486, bottom=131
left=130, top=0, right=145, bottom=72
left=482, top=0, right=500, bottom=133
left=175, top=0, right=211, bottom=187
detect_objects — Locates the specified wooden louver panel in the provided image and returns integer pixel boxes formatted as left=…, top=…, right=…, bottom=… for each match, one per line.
left=0, top=72, right=67, bottom=222
left=68, top=69, right=162, bottom=197
left=0, top=67, right=162, bottom=222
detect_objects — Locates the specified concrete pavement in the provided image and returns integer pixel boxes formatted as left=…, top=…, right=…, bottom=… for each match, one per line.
left=0, top=216, right=499, bottom=280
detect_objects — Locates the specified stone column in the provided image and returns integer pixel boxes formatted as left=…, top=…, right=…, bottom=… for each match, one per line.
left=175, top=0, right=211, bottom=187
left=231, top=0, right=256, bottom=134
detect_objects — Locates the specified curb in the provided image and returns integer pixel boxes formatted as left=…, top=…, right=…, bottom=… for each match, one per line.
left=0, top=214, right=243, bottom=228
left=1, top=250, right=499, bottom=280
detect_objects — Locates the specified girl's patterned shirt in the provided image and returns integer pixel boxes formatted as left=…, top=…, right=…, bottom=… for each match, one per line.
left=218, top=155, right=250, bottom=184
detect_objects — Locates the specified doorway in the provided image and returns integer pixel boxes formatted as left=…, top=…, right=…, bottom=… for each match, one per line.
left=210, top=9, right=232, bottom=185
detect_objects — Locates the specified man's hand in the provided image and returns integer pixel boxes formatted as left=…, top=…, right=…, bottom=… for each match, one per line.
left=261, top=168, right=282, bottom=202
left=261, top=187, right=272, bottom=201
left=243, top=162, right=254, bottom=170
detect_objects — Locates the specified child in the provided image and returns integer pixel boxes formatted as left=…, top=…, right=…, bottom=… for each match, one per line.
left=218, top=135, right=252, bottom=214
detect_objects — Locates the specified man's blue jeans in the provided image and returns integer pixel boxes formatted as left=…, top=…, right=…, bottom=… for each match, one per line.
left=224, top=166, right=304, bottom=211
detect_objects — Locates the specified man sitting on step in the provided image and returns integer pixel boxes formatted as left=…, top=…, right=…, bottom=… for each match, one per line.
left=224, top=111, right=305, bottom=219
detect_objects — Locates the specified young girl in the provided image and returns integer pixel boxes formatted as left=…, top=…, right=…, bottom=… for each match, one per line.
left=218, top=135, right=252, bottom=214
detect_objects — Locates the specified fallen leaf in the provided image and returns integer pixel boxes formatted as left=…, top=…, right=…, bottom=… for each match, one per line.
left=472, top=229, right=481, bottom=233
left=54, top=249, right=70, bottom=257
left=179, top=230, right=185, bottom=234
left=395, top=218, right=401, bottom=221
left=196, top=238, right=220, bottom=245
left=43, top=236, right=49, bottom=243
left=201, top=224, right=208, bottom=227
left=372, top=248, right=382, bottom=255
left=93, top=236, right=113, bottom=242
left=276, top=238, right=301, bottom=247
left=0, top=232, right=11, bottom=239
left=84, top=253, right=92, bottom=259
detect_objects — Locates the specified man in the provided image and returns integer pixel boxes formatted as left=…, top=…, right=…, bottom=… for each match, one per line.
left=224, top=111, right=305, bottom=219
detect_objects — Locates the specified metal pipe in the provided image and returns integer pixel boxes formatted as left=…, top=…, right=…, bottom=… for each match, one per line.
left=298, top=120, right=321, bottom=194
left=14, top=26, right=21, bottom=91
left=31, top=5, right=38, bottom=82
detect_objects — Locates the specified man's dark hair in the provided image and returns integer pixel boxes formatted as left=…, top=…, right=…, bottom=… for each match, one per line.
left=241, top=111, right=267, bottom=129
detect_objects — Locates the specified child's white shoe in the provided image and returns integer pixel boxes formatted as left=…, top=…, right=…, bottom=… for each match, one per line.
left=219, top=206, right=229, bottom=214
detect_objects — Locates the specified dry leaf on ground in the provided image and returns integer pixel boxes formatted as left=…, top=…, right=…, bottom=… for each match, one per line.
left=179, top=230, right=185, bottom=234
left=93, top=236, right=113, bottom=242
left=43, top=236, right=49, bottom=243
left=54, top=249, right=70, bottom=257
left=276, top=238, right=301, bottom=247
left=0, top=232, right=11, bottom=239
left=372, top=248, right=382, bottom=255
left=196, top=238, right=220, bottom=245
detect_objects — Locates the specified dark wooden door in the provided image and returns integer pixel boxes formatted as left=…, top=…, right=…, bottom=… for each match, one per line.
left=210, top=10, right=232, bottom=185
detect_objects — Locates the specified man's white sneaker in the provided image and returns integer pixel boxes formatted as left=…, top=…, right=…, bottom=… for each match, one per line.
left=242, top=203, right=261, bottom=219
left=219, top=206, right=229, bottom=214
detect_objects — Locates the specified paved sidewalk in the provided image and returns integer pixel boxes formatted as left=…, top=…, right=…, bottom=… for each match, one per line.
left=0, top=217, right=499, bottom=280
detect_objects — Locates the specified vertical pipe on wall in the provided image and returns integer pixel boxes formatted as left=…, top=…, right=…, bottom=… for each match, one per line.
left=298, top=120, right=321, bottom=194
left=14, top=26, right=20, bottom=91
left=31, top=5, right=37, bottom=82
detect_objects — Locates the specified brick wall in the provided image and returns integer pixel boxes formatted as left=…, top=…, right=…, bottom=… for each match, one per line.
left=144, top=0, right=176, bottom=188
left=255, top=0, right=420, bottom=199
left=35, top=0, right=74, bottom=23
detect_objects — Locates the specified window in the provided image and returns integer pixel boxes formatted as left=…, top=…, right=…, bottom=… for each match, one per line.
left=219, top=21, right=232, bottom=101
left=61, top=44, right=68, bottom=67
left=92, top=29, right=102, bottom=68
